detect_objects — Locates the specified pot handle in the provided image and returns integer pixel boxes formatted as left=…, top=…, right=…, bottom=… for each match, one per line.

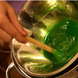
left=6, top=62, right=14, bottom=78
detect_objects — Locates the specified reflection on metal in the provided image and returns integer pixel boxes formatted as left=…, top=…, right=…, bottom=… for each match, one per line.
left=6, top=62, right=14, bottom=78
left=40, top=29, right=47, bottom=37
left=11, top=38, right=78, bottom=77
left=47, top=0, right=56, bottom=5
left=6, top=1, right=78, bottom=78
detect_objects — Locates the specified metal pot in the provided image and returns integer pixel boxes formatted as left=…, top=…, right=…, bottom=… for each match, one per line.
left=6, top=1, right=78, bottom=78
left=6, top=39, right=78, bottom=78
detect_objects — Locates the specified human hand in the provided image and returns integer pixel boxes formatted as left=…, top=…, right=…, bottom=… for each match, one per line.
left=0, top=1, right=27, bottom=44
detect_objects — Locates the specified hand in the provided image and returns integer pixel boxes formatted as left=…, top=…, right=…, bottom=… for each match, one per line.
left=0, top=1, right=27, bottom=44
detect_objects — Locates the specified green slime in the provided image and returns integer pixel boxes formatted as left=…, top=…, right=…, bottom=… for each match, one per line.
left=43, top=18, right=78, bottom=63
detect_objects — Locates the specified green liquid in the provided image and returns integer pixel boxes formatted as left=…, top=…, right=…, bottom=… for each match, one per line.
left=43, top=18, right=78, bottom=63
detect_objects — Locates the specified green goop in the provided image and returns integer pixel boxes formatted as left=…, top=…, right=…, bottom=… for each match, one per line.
left=43, top=18, right=78, bottom=63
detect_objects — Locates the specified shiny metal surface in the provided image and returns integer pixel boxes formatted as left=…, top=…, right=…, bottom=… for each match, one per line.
left=6, top=62, right=14, bottom=78
left=11, top=38, right=78, bottom=77
left=56, top=65, right=78, bottom=78
left=7, top=1, right=78, bottom=78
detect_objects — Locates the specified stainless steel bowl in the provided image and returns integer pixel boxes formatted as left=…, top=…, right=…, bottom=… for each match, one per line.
left=6, top=1, right=78, bottom=78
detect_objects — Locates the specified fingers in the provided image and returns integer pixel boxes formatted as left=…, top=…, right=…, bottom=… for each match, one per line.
left=5, top=2, right=27, bottom=36
left=0, top=1, right=27, bottom=44
left=0, top=14, right=27, bottom=43
left=0, top=28, right=12, bottom=42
